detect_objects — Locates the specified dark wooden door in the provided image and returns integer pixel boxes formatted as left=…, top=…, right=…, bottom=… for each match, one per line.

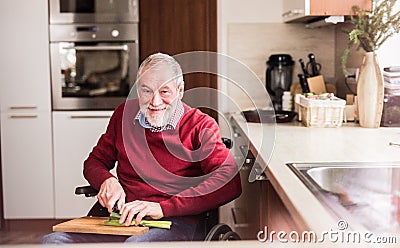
left=139, top=0, right=218, bottom=120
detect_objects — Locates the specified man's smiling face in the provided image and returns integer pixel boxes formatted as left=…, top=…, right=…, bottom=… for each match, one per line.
left=137, top=64, right=184, bottom=127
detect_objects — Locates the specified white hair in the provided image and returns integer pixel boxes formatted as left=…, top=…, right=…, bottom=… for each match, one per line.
left=136, top=52, right=184, bottom=86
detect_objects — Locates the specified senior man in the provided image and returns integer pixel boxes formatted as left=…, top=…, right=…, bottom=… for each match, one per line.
left=42, top=52, right=241, bottom=243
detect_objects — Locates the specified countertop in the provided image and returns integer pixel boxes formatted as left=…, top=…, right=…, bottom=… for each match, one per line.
left=229, top=113, right=400, bottom=235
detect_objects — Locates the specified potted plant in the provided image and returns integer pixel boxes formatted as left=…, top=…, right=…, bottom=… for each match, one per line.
left=341, top=0, right=400, bottom=128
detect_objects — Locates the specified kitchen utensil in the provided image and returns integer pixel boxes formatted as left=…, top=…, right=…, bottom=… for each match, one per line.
left=306, top=53, right=322, bottom=77
left=52, top=216, right=149, bottom=236
left=307, top=75, right=327, bottom=94
left=266, top=54, right=295, bottom=111
left=299, top=59, right=309, bottom=77
left=297, top=74, right=310, bottom=93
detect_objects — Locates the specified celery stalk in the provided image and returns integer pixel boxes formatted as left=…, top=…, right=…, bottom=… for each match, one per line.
left=105, top=212, right=172, bottom=229
left=104, top=219, right=172, bottom=229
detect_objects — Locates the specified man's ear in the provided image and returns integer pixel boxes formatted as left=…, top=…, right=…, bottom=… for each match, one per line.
left=178, top=82, right=184, bottom=99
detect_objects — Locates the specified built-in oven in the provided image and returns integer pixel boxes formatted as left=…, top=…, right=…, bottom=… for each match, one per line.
left=49, top=23, right=139, bottom=110
left=49, top=0, right=139, bottom=24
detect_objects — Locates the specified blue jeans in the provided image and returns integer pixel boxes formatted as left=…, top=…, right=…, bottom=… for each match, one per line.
left=41, top=217, right=203, bottom=244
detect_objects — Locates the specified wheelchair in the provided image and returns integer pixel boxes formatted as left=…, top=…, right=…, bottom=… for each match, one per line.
left=75, top=137, right=240, bottom=241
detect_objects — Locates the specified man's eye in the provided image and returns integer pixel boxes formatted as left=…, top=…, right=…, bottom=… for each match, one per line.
left=142, top=89, right=151, bottom=94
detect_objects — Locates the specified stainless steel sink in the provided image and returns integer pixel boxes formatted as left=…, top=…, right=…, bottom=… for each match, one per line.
left=287, top=162, right=400, bottom=233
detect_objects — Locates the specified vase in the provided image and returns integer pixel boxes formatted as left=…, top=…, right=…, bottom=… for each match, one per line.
left=356, top=52, right=384, bottom=128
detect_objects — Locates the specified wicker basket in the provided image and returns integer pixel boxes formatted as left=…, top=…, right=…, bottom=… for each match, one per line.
left=299, top=95, right=346, bottom=127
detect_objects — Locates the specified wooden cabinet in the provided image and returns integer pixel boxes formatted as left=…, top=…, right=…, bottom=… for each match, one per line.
left=0, top=0, right=54, bottom=218
left=52, top=111, right=112, bottom=218
left=139, top=0, right=218, bottom=120
left=283, top=0, right=372, bottom=22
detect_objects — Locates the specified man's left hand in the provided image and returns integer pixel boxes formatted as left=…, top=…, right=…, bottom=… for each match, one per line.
left=118, top=200, right=164, bottom=226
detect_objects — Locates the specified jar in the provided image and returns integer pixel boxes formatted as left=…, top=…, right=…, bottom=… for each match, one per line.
left=282, top=91, right=293, bottom=111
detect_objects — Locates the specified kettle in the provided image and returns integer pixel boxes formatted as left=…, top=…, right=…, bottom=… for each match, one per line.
left=266, top=54, right=294, bottom=111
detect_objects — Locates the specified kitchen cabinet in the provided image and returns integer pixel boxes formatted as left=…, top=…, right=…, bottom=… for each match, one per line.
left=52, top=111, right=112, bottom=218
left=0, top=0, right=54, bottom=218
left=139, top=0, right=218, bottom=120
left=220, top=116, right=299, bottom=240
left=283, top=0, right=372, bottom=23
left=1, top=113, right=53, bottom=218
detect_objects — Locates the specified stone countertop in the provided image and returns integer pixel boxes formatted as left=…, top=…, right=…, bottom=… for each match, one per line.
left=229, top=113, right=400, bottom=235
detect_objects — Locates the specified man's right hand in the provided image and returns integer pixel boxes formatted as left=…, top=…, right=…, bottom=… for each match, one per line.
left=97, top=177, right=126, bottom=213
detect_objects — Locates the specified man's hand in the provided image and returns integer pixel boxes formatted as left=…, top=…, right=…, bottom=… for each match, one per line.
left=97, top=177, right=126, bottom=213
left=119, top=200, right=164, bottom=226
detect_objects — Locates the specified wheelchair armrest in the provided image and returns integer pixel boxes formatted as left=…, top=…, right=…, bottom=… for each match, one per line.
left=75, top=185, right=99, bottom=197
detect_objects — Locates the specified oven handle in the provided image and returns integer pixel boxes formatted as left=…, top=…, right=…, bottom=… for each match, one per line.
left=64, top=45, right=130, bottom=51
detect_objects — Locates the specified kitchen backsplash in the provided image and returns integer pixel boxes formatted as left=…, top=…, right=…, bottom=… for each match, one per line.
left=225, top=22, right=336, bottom=112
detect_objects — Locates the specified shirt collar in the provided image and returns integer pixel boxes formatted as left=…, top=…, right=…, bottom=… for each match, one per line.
left=134, top=100, right=184, bottom=132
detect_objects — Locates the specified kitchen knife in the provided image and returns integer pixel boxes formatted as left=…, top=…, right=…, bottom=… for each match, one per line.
left=298, top=74, right=310, bottom=93
left=299, top=59, right=309, bottom=77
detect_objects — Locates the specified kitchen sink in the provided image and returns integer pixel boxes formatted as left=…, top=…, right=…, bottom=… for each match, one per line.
left=287, top=162, right=400, bottom=233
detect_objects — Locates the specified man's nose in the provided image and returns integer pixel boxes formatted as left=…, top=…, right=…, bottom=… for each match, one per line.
left=150, top=92, right=162, bottom=106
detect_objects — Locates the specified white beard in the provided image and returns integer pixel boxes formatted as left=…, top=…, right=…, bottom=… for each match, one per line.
left=140, top=101, right=177, bottom=127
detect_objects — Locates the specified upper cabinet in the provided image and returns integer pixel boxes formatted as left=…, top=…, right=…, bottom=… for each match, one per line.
left=283, top=0, right=372, bottom=23
left=0, top=0, right=51, bottom=112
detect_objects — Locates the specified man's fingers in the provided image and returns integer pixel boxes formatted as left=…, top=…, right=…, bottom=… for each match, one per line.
left=135, top=209, right=148, bottom=225
left=97, top=195, right=106, bottom=207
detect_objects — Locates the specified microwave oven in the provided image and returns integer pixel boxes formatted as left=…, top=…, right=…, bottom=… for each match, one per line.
left=49, top=0, right=139, bottom=24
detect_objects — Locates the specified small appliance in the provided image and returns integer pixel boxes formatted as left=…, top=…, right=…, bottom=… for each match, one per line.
left=266, top=54, right=295, bottom=111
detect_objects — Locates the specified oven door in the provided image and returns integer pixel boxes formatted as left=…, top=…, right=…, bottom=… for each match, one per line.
left=50, top=41, right=138, bottom=110
left=49, top=0, right=139, bottom=24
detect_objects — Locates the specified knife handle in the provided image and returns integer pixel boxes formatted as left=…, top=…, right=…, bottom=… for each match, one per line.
left=308, top=53, right=320, bottom=76
left=298, top=74, right=310, bottom=93
left=299, top=59, right=309, bottom=77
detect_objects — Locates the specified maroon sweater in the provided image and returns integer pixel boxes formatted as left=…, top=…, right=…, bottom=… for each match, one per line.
left=83, top=99, right=241, bottom=218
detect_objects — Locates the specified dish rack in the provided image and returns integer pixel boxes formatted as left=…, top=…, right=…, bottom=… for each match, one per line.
left=299, top=95, right=346, bottom=127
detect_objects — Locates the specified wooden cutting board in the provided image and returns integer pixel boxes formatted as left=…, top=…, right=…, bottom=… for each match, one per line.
left=307, top=75, right=327, bottom=94
left=53, top=217, right=149, bottom=236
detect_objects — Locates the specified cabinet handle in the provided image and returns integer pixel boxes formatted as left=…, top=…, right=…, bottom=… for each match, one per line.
left=9, top=106, right=37, bottom=110
left=389, top=142, right=400, bottom=147
left=70, top=115, right=111, bottom=119
left=9, top=115, right=38, bottom=119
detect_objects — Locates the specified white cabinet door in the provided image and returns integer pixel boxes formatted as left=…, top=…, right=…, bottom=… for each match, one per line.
left=0, top=0, right=54, bottom=219
left=1, top=112, right=54, bottom=218
left=53, top=111, right=112, bottom=218
left=0, top=0, right=51, bottom=112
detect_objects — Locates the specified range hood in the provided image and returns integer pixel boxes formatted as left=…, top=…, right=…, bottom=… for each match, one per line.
left=282, top=0, right=372, bottom=26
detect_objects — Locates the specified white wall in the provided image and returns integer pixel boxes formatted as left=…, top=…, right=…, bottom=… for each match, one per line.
left=377, top=34, right=400, bottom=68
left=218, top=0, right=282, bottom=55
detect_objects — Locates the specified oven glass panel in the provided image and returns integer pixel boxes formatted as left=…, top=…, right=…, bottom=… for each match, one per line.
left=59, top=42, right=130, bottom=98
left=60, top=0, right=129, bottom=14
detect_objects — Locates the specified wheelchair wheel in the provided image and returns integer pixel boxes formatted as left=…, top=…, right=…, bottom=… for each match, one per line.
left=205, top=223, right=237, bottom=241
left=221, top=231, right=241, bottom=241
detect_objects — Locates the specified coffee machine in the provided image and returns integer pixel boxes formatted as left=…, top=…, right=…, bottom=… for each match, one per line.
left=266, top=54, right=294, bottom=111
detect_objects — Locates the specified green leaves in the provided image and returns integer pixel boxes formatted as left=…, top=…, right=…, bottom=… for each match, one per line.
left=342, top=0, right=400, bottom=75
